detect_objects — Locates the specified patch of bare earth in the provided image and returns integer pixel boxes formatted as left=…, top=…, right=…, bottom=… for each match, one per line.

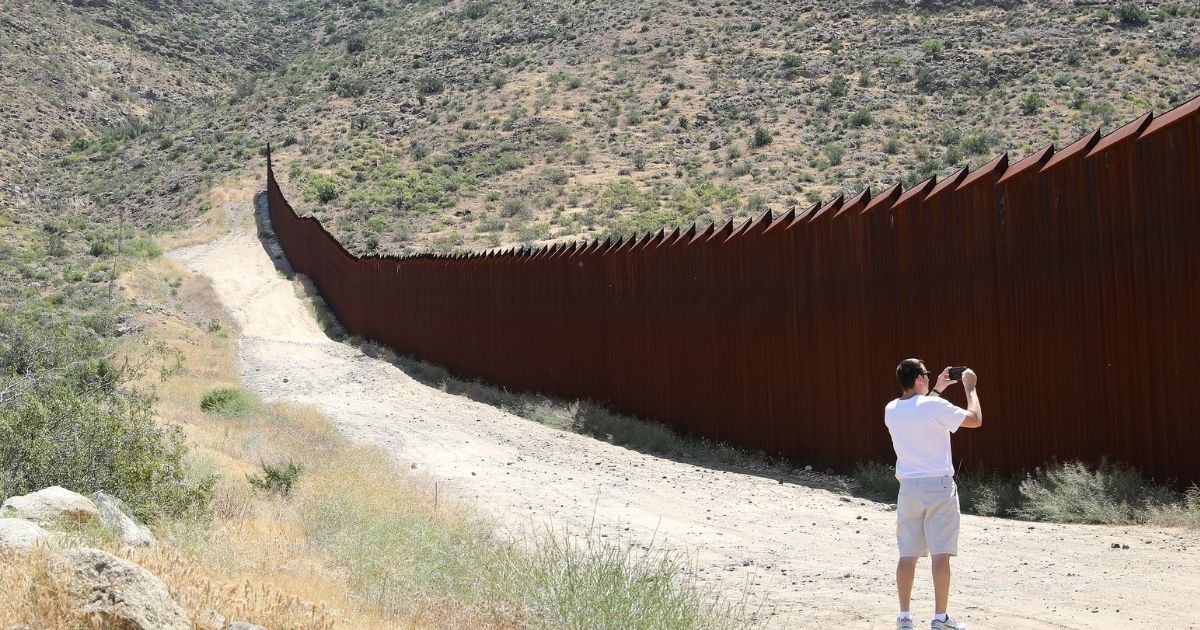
left=169, top=187, right=1200, bottom=629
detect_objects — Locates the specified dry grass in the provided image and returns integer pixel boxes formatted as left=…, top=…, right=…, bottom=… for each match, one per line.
left=157, top=173, right=261, bottom=251
left=0, top=547, right=92, bottom=629
left=39, top=218, right=744, bottom=629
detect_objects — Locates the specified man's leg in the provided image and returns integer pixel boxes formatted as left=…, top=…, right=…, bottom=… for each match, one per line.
left=896, top=556, right=919, bottom=612
left=931, top=553, right=951, bottom=615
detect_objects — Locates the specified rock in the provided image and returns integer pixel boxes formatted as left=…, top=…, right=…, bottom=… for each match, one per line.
left=0, top=486, right=99, bottom=526
left=0, top=518, right=53, bottom=551
left=195, top=608, right=225, bottom=630
left=54, top=548, right=189, bottom=630
left=92, top=491, right=156, bottom=548
left=228, top=622, right=268, bottom=630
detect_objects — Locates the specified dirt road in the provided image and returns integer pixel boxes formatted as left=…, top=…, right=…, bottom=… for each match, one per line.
left=168, top=190, right=1200, bottom=629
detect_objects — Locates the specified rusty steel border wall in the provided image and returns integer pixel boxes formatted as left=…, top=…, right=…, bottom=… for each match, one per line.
left=266, top=94, right=1200, bottom=484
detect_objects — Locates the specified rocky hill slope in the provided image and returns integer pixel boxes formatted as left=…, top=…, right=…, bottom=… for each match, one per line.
left=4, top=0, right=1199, bottom=260
left=258, top=0, right=1200, bottom=255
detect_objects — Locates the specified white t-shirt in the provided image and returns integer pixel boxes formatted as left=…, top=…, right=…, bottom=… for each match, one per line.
left=883, top=395, right=972, bottom=479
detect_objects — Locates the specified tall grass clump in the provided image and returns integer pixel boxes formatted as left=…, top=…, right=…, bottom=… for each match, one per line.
left=852, top=458, right=1200, bottom=527
left=851, top=461, right=899, bottom=500
left=1016, top=460, right=1181, bottom=524
left=298, top=451, right=750, bottom=628
left=515, top=529, right=751, bottom=629
left=199, top=386, right=256, bottom=416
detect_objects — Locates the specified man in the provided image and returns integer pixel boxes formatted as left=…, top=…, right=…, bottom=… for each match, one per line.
left=883, top=358, right=983, bottom=630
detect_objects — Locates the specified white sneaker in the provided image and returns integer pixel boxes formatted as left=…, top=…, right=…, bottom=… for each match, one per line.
left=930, top=616, right=966, bottom=630
left=896, top=618, right=915, bottom=630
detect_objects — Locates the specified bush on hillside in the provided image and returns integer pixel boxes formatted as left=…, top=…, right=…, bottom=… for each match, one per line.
left=751, top=126, right=772, bottom=149
left=345, top=34, right=368, bottom=54
left=1020, top=92, right=1046, bottom=115
left=200, top=387, right=256, bottom=416
left=303, top=174, right=340, bottom=203
left=0, top=316, right=213, bottom=522
left=247, top=460, right=304, bottom=497
left=1116, top=4, right=1150, bottom=26
left=416, top=75, right=444, bottom=94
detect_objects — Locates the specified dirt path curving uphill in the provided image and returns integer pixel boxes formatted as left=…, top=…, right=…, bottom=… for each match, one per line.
left=168, top=188, right=1200, bottom=629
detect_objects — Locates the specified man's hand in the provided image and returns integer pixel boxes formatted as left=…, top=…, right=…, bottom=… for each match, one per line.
left=935, top=367, right=955, bottom=393
left=961, top=368, right=978, bottom=389
left=960, top=368, right=982, bottom=427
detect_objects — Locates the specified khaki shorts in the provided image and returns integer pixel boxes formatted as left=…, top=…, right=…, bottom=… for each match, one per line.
left=896, top=475, right=960, bottom=557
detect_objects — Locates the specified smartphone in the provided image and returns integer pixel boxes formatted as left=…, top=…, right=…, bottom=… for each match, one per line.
left=948, top=366, right=967, bottom=381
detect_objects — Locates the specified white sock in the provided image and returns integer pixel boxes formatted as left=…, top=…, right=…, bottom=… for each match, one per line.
left=898, top=611, right=912, bottom=620
left=933, top=613, right=949, bottom=622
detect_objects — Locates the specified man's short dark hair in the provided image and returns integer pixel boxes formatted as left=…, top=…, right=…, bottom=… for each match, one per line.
left=896, top=358, right=925, bottom=389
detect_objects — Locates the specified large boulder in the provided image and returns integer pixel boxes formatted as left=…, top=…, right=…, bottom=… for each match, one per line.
left=0, top=518, right=52, bottom=551
left=0, top=486, right=99, bottom=526
left=92, top=491, right=156, bottom=548
left=54, top=548, right=190, bottom=630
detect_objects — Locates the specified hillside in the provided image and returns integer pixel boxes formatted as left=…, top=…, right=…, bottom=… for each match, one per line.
left=3, top=1, right=1199, bottom=262
left=258, top=0, right=1200, bottom=255
left=3, top=2, right=1200, bottom=627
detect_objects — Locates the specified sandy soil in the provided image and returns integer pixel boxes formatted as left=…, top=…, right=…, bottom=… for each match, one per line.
left=168, top=190, right=1200, bottom=629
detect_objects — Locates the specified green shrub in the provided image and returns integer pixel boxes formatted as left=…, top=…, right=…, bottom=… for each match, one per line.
left=828, top=74, right=848, bottom=98
left=1019, top=92, right=1046, bottom=115
left=88, top=240, right=114, bottom=257
left=345, top=34, right=368, bottom=54
left=1116, top=4, right=1150, bottom=25
left=304, top=174, right=340, bottom=203
left=461, top=1, right=489, bottom=19
left=541, top=123, right=572, bottom=143
left=0, top=317, right=213, bottom=522
left=1161, top=3, right=1200, bottom=18
left=542, top=167, right=570, bottom=186
left=330, top=77, right=368, bottom=98
left=915, top=67, right=936, bottom=93
left=598, top=179, right=659, bottom=214
left=848, top=108, right=873, bottom=127
left=247, top=460, right=304, bottom=497
left=854, top=458, right=1197, bottom=525
left=960, top=132, right=990, bottom=155
left=199, top=387, right=256, bottom=416
left=751, top=126, right=772, bottom=148
left=956, top=469, right=1023, bottom=517
left=125, top=238, right=163, bottom=258
left=852, top=461, right=900, bottom=499
left=1017, top=460, right=1176, bottom=524
left=824, top=143, right=845, bottom=166
left=921, top=38, right=945, bottom=56
left=416, top=75, right=444, bottom=94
